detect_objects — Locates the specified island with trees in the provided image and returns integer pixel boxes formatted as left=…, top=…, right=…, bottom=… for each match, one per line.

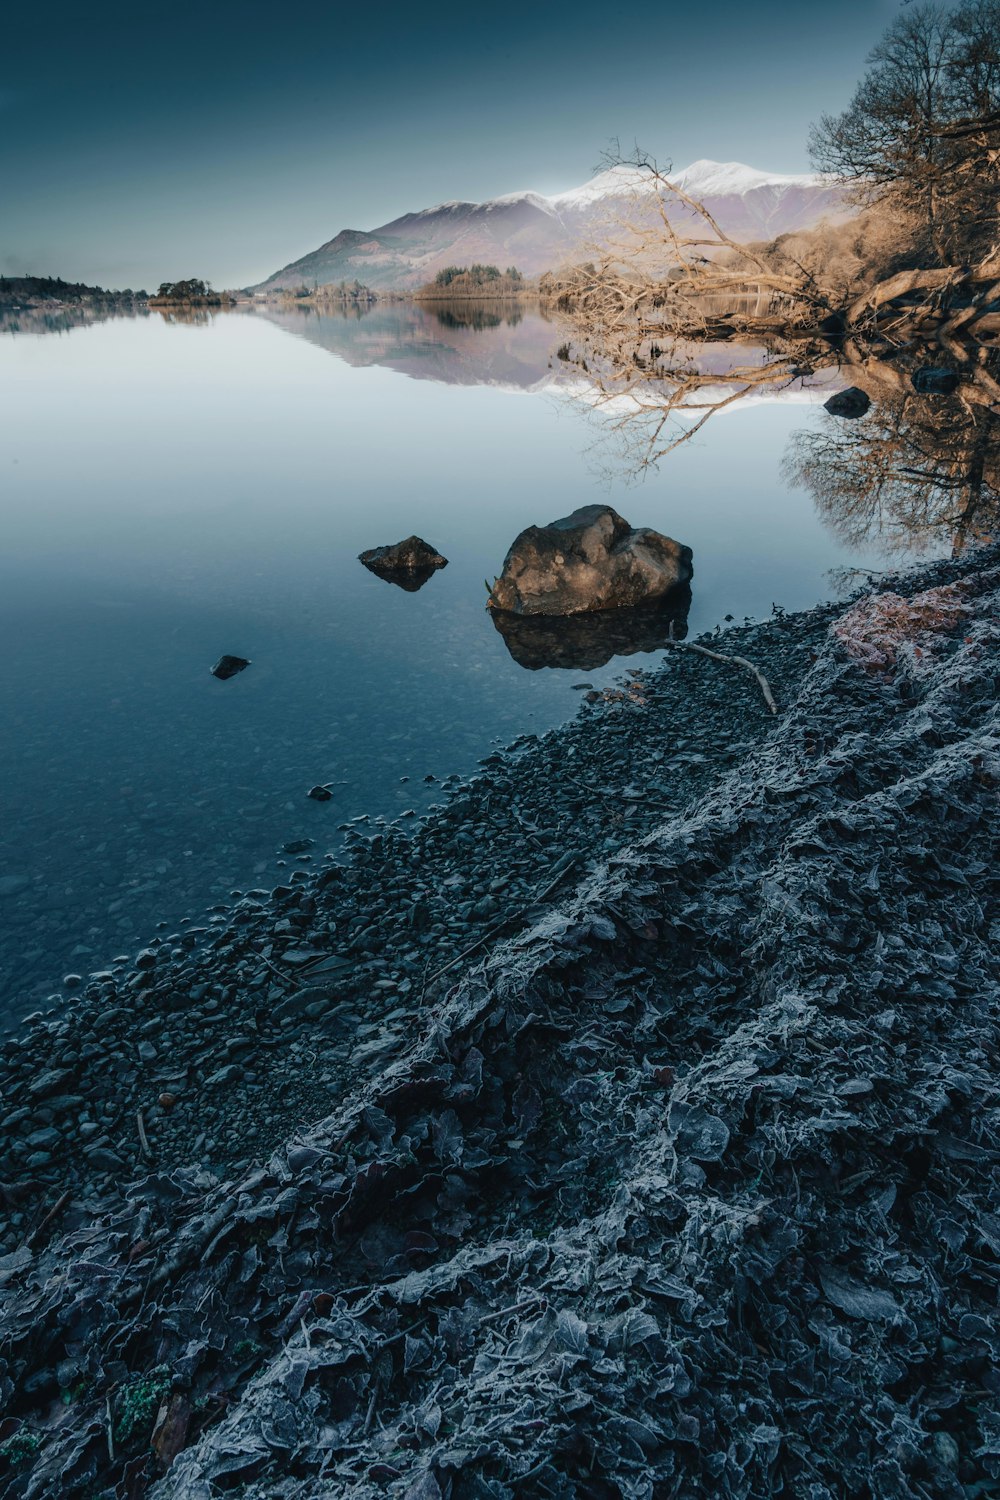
left=147, top=278, right=235, bottom=308
left=416, top=263, right=529, bottom=299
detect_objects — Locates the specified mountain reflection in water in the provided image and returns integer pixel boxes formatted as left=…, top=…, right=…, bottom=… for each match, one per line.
left=491, top=587, right=692, bottom=671
left=260, top=299, right=559, bottom=390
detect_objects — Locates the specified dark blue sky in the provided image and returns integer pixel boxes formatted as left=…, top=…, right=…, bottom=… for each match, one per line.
left=2, top=0, right=907, bottom=290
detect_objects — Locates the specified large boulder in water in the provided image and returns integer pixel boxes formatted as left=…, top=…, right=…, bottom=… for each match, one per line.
left=488, top=504, right=692, bottom=617
left=359, top=536, right=448, bottom=587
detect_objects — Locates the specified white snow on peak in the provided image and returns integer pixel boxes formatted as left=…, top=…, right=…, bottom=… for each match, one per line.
left=670, top=160, right=826, bottom=196
left=406, top=161, right=831, bottom=224
left=545, top=160, right=828, bottom=210
left=547, top=164, right=656, bottom=208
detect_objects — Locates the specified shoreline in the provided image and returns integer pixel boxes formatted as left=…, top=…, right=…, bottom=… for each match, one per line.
left=0, top=596, right=839, bottom=1249
left=0, top=545, right=983, bottom=1249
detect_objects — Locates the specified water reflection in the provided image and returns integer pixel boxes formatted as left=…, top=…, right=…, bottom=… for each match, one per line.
left=430, top=303, right=525, bottom=331
left=491, top=587, right=691, bottom=670
left=360, top=561, right=442, bottom=592
left=785, top=385, right=1000, bottom=555
left=259, top=299, right=564, bottom=389
left=574, top=321, right=1000, bottom=555
left=0, top=303, right=944, bottom=1022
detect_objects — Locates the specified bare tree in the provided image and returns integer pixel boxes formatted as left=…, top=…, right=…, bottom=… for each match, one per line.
left=810, top=1, right=1000, bottom=266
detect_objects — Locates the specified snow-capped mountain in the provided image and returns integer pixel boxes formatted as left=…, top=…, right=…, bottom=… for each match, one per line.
left=255, top=161, right=848, bottom=293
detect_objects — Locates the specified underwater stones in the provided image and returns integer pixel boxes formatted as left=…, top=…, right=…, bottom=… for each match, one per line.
left=912, top=367, right=959, bottom=395
left=210, top=655, right=251, bottom=680
left=488, top=504, right=692, bottom=617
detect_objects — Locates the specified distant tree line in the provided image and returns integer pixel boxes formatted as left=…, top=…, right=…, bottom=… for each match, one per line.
left=0, top=275, right=149, bottom=309
left=281, top=279, right=378, bottom=305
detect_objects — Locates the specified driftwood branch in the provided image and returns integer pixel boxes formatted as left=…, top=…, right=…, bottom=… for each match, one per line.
left=136, top=1109, right=153, bottom=1163
left=22, top=1189, right=71, bottom=1250
left=665, top=631, right=778, bottom=714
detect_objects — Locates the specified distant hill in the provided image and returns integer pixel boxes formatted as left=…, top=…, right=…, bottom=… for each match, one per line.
left=255, top=161, right=850, bottom=294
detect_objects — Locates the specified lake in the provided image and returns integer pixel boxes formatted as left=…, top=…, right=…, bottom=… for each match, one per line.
left=0, top=301, right=912, bottom=1028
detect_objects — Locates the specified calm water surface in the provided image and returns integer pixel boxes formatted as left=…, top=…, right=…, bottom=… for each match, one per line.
left=0, top=304, right=906, bottom=1027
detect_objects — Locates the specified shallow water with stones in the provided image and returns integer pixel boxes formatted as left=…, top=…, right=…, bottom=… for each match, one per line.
left=0, top=302, right=901, bottom=1027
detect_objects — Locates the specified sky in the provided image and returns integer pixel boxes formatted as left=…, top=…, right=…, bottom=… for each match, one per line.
left=1, top=0, right=910, bottom=291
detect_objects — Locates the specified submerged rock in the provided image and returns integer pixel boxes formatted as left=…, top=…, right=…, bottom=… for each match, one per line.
left=488, top=504, right=692, bottom=616
left=359, top=536, right=448, bottom=590
left=913, top=366, right=959, bottom=395
left=492, top=586, right=691, bottom=670
left=210, top=655, right=251, bottom=680
left=824, top=386, right=870, bottom=419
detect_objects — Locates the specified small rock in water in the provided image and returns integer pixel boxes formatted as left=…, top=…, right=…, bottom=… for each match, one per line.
left=571, top=683, right=595, bottom=691
left=211, top=655, right=251, bottom=681
left=283, top=838, right=315, bottom=854
left=912, top=366, right=959, bottom=396
left=307, top=786, right=333, bottom=802
left=359, top=537, right=448, bottom=592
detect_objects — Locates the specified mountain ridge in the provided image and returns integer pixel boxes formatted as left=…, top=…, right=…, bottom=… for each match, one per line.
left=255, top=160, right=849, bottom=293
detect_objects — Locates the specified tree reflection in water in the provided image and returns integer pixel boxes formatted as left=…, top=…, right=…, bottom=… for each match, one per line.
left=575, top=329, right=1000, bottom=557
left=785, top=386, right=1000, bottom=556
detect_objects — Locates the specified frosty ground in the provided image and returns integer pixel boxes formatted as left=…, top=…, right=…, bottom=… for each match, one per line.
left=1, top=544, right=998, bottom=1499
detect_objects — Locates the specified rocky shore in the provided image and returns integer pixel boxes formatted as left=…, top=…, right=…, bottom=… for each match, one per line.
left=2, top=544, right=999, bottom=1498
left=0, top=600, right=825, bottom=1250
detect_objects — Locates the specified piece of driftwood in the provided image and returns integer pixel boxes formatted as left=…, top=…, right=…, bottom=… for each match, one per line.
left=666, top=626, right=779, bottom=714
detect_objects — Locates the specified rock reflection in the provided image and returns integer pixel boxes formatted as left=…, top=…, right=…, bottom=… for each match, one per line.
left=360, top=561, right=442, bottom=593
left=492, top=586, right=691, bottom=670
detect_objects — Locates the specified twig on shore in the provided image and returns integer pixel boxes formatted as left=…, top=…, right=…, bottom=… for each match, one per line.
left=421, top=856, right=581, bottom=997
left=135, top=1109, right=153, bottom=1163
left=22, top=1189, right=71, bottom=1250
left=260, top=955, right=297, bottom=990
left=478, top=1296, right=545, bottom=1326
left=571, top=776, right=674, bottom=812
left=665, top=626, right=778, bottom=714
